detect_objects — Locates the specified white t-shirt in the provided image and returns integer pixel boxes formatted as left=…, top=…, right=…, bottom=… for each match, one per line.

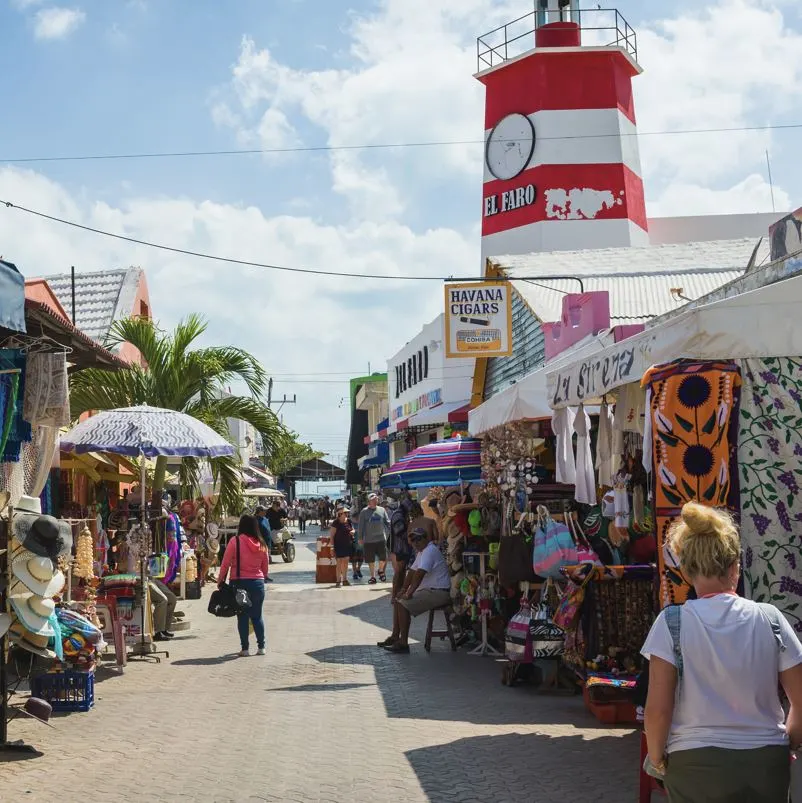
left=641, top=595, right=802, bottom=753
left=411, top=542, right=450, bottom=591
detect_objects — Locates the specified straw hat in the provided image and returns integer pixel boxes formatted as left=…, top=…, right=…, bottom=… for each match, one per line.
left=8, top=620, right=56, bottom=660
left=15, top=495, right=42, bottom=515
left=11, top=548, right=66, bottom=598
left=12, top=513, right=73, bottom=561
left=9, top=594, right=56, bottom=637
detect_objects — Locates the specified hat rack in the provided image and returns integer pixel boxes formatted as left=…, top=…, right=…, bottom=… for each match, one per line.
left=0, top=507, right=38, bottom=753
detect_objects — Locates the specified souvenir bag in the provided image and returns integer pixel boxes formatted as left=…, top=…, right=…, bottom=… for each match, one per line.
left=553, top=567, right=594, bottom=631
left=530, top=580, right=565, bottom=658
left=532, top=505, right=578, bottom=579
left=567, top=514, right=601, bottom=566
left=505, top=596, right=535, bottom=662
left=207, top=536, right=250, bottom=617
left=498, top=509, right=537, bottom=586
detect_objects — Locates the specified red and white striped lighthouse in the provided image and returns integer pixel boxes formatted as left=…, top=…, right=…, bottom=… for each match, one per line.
left=477, top=2, right=648, bottom=258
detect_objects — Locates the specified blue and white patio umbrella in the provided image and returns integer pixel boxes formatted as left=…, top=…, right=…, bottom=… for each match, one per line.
left=60, top=405, right=235, bottom=518
left=60, top=405, right=234, bottom=459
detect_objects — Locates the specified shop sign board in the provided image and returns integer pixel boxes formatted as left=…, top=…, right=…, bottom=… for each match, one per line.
left=391, top=387, right=442, bottom=421
left=444, top=281, right=512, bottom=359
left=547, top=337, right=655, bottom=408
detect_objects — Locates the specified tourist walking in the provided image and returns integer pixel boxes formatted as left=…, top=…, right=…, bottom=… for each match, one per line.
left=218, top=514, right=269, bottom=657
left=357, top=493, right=390, bottom=584
left=641, top=502, right=802, bottom=802
left=330, top=507, right=354, bottom=588
left=298, top=502, right=307, bottom=534
left=350, top=501, right=364, bottom=580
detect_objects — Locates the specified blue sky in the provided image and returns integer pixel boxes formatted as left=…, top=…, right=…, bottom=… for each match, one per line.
left=0, top=0, right=801, bottom=460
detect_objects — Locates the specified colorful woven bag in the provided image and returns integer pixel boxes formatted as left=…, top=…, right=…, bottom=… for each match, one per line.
left=532, top=506, right=578, bottom=580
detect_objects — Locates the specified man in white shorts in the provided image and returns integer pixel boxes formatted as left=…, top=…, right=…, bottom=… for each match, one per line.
left=379, top=527, right=451, bottom=654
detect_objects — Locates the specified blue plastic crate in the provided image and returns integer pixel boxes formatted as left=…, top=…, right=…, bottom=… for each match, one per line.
left=32, top=670, right=95, bottom=712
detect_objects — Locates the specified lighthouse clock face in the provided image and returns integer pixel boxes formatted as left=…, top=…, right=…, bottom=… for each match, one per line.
left=485, top=113, right=536, bottom=181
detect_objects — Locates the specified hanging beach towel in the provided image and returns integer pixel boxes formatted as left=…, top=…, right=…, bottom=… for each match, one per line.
left=533, top=505, right=577, bottom=580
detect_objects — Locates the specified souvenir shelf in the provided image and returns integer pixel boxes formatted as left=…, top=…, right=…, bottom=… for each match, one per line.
left=559, top=563, right=657, bottom=724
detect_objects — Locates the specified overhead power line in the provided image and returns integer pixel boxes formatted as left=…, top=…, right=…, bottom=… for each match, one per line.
left=0, top=197, right=765, bottom=284
left=0, top=198, right=469, bottom=282
left=1, top=122, right=800, bottom=164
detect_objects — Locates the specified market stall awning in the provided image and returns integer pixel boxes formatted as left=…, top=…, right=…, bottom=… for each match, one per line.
left=469, top=335, right=614, bottom=436
left=406, top=400, right=469, bottom=429
left=357, top=441, right=389, bottom=470
left=0, top=260, right=26, bottom=333
left=242, top=463, right=275, bottom=486
left=448, top=403, right=470, bottom=423
left=547, top=274, right=802, bottom=409
left=379, top=437, right=482, bottom=489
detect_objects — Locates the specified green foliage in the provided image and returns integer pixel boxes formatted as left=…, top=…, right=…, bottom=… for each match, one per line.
left=70, top=315, right=285, bottom=512
left=267, top=429, right=324, bottom=478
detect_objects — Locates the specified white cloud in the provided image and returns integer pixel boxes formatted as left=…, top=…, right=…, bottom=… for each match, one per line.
left=214, top=0, right=800, bottom=224
left=33, top=7, right=85, bottom=40
left=648, top=173, right=790, bottom=217
left=0, top=166, right=474, bottom=449
left=635, top=0, right=802, bottom=185
left=11, top=0, right=44, bottom=8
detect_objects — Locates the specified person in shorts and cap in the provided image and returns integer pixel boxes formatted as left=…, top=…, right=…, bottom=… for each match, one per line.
left=357, top=493, right=390, bottom=584
left=379, top=526, right=451, bottom=653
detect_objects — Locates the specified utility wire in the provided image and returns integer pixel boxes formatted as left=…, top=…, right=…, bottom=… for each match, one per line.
left=0, top=198, right=469, bottom=282
left=1, top=122, right=800, bottom=164
left=0, top=197, right=768, bottom=284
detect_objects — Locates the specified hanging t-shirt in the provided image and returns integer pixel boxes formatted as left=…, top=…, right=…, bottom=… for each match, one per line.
left=641, top=595, right=802, bottom=752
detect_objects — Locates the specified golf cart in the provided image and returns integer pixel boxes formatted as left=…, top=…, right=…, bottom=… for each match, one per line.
left=242, top=488, right=296, bottom=563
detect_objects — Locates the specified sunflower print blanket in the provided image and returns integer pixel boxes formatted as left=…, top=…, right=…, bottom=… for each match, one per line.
left=642, top=360, right=741, bottom=607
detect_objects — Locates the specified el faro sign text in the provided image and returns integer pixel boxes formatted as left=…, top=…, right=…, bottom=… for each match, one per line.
left=484, top=183, right=537, bottom=217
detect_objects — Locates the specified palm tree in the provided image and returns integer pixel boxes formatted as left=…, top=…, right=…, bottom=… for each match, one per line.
left=69, top=314, right=284, bottom=513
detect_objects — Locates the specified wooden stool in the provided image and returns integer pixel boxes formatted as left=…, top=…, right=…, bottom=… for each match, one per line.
left=425, top=605, right=456, bottom=652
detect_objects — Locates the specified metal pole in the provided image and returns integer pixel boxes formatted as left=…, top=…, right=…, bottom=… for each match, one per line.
left=766, top=150, right=776, bottom=213
left=70, top=265, right=76, bottom=325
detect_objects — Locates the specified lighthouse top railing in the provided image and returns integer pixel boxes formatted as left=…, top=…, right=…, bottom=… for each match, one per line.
left=477, top=7, right=637, bottom=72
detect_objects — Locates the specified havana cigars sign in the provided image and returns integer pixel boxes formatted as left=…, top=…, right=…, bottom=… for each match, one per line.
left=444, top=281, right=513, bottom=359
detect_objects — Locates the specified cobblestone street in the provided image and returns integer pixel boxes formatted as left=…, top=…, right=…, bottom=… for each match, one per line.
left=0, top=532, right=641, bottom=802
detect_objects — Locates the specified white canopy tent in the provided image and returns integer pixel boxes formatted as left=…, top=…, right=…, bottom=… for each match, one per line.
left=547, top=274, right=802, bottom=409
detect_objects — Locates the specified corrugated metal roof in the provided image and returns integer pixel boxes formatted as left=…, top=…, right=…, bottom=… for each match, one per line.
left=44, top=268, right=141, bottom=345
left=493, top=238, right=766, bottom=325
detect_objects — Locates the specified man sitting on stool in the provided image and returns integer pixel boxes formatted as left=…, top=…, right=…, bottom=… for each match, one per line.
left=379, top=527, right=451, bottom=654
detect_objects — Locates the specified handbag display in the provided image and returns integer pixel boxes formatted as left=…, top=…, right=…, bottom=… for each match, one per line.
left=533, top=506, right=578, bottom=580
left=207, top=535, right=251, bottom=618
left=530, top=581, right=565, bottom=659
left=505, top=596, right=535, bottom=662
left=497, top=508, right=537, bottom=587
left=567, top=514, right=601, bottom=566
left=553, top=568, right=594, bottom=631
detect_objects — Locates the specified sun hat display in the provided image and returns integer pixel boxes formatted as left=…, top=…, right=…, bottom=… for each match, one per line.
left=19, top=696, right=55, bottom=727
left=11, top=548, right=66, bottom=598
left=9, top=594, right=56, bottom=637
left=12, top=513, right=73, bottom=560
left=15, top=495, right=42, bottom=515
left=8, top=620, right=56, bottom=660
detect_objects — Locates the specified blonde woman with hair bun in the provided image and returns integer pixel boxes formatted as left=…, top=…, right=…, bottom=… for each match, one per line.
left=641, top=502, right=802, bottom=802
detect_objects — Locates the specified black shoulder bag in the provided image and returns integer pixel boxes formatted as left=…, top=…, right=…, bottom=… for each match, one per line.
left=207, top=536, right=252, bottom=617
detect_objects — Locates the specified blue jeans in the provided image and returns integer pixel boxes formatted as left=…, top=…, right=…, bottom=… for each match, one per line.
left=232, top=579, right=266, bottom=650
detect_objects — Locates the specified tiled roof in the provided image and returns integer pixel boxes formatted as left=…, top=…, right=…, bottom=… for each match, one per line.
left=44, top=268, right=141, bottom=345
left=493, top=238, right=768, bottom=325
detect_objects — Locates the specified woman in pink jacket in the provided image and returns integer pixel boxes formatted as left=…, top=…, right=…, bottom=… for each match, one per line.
left=218, top=514, right=269, bottom=656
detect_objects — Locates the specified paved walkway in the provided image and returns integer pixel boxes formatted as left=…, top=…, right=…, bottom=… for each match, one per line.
left=0, top=531, right=641, bottom=802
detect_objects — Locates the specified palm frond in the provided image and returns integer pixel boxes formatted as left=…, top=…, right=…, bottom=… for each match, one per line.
left=188, top=396, right=284, bottom=454
left=69, top=364, right=150, bottom=418
left=209, top=453, right=244, bottom=515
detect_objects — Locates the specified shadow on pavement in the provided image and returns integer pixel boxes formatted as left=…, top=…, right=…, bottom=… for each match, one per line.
left=406, top=731, right=639, bottom=802
left=270, top=682, right=375, bottom=693
left=306, top=639, right=605, bottom=728
left=172, top=654, right=241, bottom=666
